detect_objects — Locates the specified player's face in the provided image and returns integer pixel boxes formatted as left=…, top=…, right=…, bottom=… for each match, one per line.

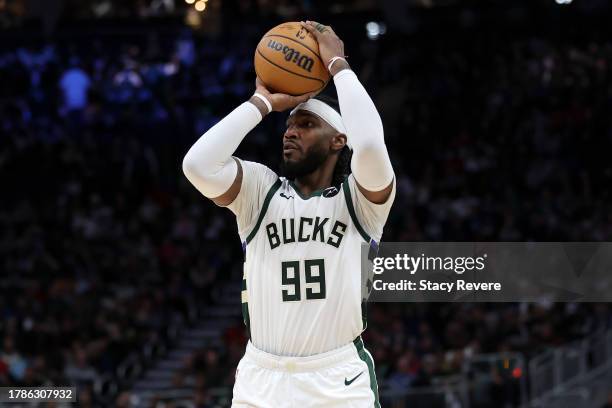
left=282, top=111, right=335, bottom=178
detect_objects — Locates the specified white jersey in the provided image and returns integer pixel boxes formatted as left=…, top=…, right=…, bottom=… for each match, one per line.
left=228, top=159, right=395, bottom=357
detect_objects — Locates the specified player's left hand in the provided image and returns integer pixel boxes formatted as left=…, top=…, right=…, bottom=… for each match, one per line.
left=301, top=21, right=345, bottom=73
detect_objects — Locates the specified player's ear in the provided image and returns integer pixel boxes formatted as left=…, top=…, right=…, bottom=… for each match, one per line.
left=331, top=133, right=347, bottom=153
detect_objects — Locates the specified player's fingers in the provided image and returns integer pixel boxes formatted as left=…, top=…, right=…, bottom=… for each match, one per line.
left=292, top=91, right=315, bottom=105
left=256, top=76, right=266, bottom=87
left=306, top=20, right=331, bottom=35
left=301, top=21, right=319, bottom=38
left=303, top=90, right=319, bottom=100
left=255, top=77, right=270, bottom=93
left=294, top=94, right=311, bottom=104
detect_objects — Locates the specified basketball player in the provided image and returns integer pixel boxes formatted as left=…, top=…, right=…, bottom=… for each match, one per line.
left=182, top=21, right=395, bottom=407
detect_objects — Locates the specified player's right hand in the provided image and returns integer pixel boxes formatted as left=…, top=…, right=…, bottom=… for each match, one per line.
left=255, top=77, right=317, bottom=112
left=301, top=21, right=345, bottom=73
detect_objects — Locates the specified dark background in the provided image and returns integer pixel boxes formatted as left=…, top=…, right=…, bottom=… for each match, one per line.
left=1, top=0, right=612, bottom=407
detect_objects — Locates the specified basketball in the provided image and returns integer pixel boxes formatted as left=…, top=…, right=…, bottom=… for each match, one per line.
left=254, top=22, right=331, bottom=95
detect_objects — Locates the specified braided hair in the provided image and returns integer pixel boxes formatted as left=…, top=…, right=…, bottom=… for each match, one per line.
left=313, top=95, right=352, bottom=187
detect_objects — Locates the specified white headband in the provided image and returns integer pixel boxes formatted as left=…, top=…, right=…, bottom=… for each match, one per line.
left=290, top=99, right=351, bottom=149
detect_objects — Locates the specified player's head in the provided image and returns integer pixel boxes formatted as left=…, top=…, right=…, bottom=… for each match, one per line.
left=281, top=95, right=352, bottom=187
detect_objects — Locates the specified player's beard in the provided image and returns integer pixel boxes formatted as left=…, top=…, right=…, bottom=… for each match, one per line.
left=281, top=144, right=328, bottom=180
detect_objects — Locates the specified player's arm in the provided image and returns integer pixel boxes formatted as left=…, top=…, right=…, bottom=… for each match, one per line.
left=182, top=79, right=315, bottom=206
left=302, top=21, right=394, bottom=205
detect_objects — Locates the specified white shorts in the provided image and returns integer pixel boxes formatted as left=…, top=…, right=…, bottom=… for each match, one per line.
left=232, top=337, right=380, bottom=408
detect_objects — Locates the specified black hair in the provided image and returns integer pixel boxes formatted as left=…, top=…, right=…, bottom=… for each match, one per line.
left=331, top=145, right=352, bottom=187
left=313, top=94, right=352, bottom=187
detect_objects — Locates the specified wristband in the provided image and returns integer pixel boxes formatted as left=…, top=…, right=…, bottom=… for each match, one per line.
left=327, top=56, right=347, bottom=73
left=252, top=93, right=272, bottom=114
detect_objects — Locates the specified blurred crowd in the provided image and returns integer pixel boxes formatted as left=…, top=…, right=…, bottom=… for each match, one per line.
left=1, top=6, right=612, bottom=407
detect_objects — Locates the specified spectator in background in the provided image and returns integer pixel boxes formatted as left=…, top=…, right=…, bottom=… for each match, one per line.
left=387, top=350, right=420, bottom=391
left=602, top=392, right=612, bottom=408
left=64, top=347, right=97, bottom=385
left=175, top=29, right=196, bottom=68
left=59, top=57, right=91, bottom=114
left=193, top=387, right=214, bottom=408
left=1, top=336, right=27, bottom=383
left=115, top=390, right=132, bottom=408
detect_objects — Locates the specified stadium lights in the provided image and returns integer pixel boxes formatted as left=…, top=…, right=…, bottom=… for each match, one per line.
left=555, top=0, right=572, bottom=4
left=366, top=22, right=387, bottom=40
left=187, top=0, right=209, bottom=11
left=194, top=0, right=206, bottom=11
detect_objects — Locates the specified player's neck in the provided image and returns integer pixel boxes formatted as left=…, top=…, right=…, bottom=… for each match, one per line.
left=293, top=162, right=335, bottom=197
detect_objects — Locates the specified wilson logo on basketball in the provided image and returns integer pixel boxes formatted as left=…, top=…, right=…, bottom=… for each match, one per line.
left=266, top=39, right=314, bottom=73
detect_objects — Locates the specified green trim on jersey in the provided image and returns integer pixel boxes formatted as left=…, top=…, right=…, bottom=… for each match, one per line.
left=342, top=177, right=372, bottom=332
left=353, top=337, right=381, bottom=408
left=288, top=180, right=326, bottom=199
left=361, top=302, right=368, bottom=331
left=342, top=178, right=372, bottom=243
left=245, top=179, right=282, bottom=244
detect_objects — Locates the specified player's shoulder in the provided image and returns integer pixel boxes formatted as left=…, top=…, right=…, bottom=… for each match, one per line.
left=235, top=158, right=278, bottom=178
left=344, top=173, right=396, bottom=207
left=234, top=158, right=280, bottom=189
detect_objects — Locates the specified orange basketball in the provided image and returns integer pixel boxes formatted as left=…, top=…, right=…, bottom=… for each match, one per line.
left=254, top=22, right=331, bottom=96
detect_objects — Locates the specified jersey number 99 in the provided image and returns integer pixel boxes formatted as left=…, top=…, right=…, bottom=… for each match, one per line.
left=281, top=259, right=326, bottom=301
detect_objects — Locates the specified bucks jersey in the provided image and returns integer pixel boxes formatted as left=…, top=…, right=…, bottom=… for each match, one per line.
left=227, top=159, right=395, bottom=357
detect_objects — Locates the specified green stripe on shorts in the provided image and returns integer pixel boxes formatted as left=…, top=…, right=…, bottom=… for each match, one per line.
left=353, top=337, right=381, bottom=408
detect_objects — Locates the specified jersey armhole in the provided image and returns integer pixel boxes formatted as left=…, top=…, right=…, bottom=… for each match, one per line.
left=342, top=178, right=373, bottom=243
left=342, top=178, right=380, bottom=261
left=244, top=179, right=282, bottom=245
